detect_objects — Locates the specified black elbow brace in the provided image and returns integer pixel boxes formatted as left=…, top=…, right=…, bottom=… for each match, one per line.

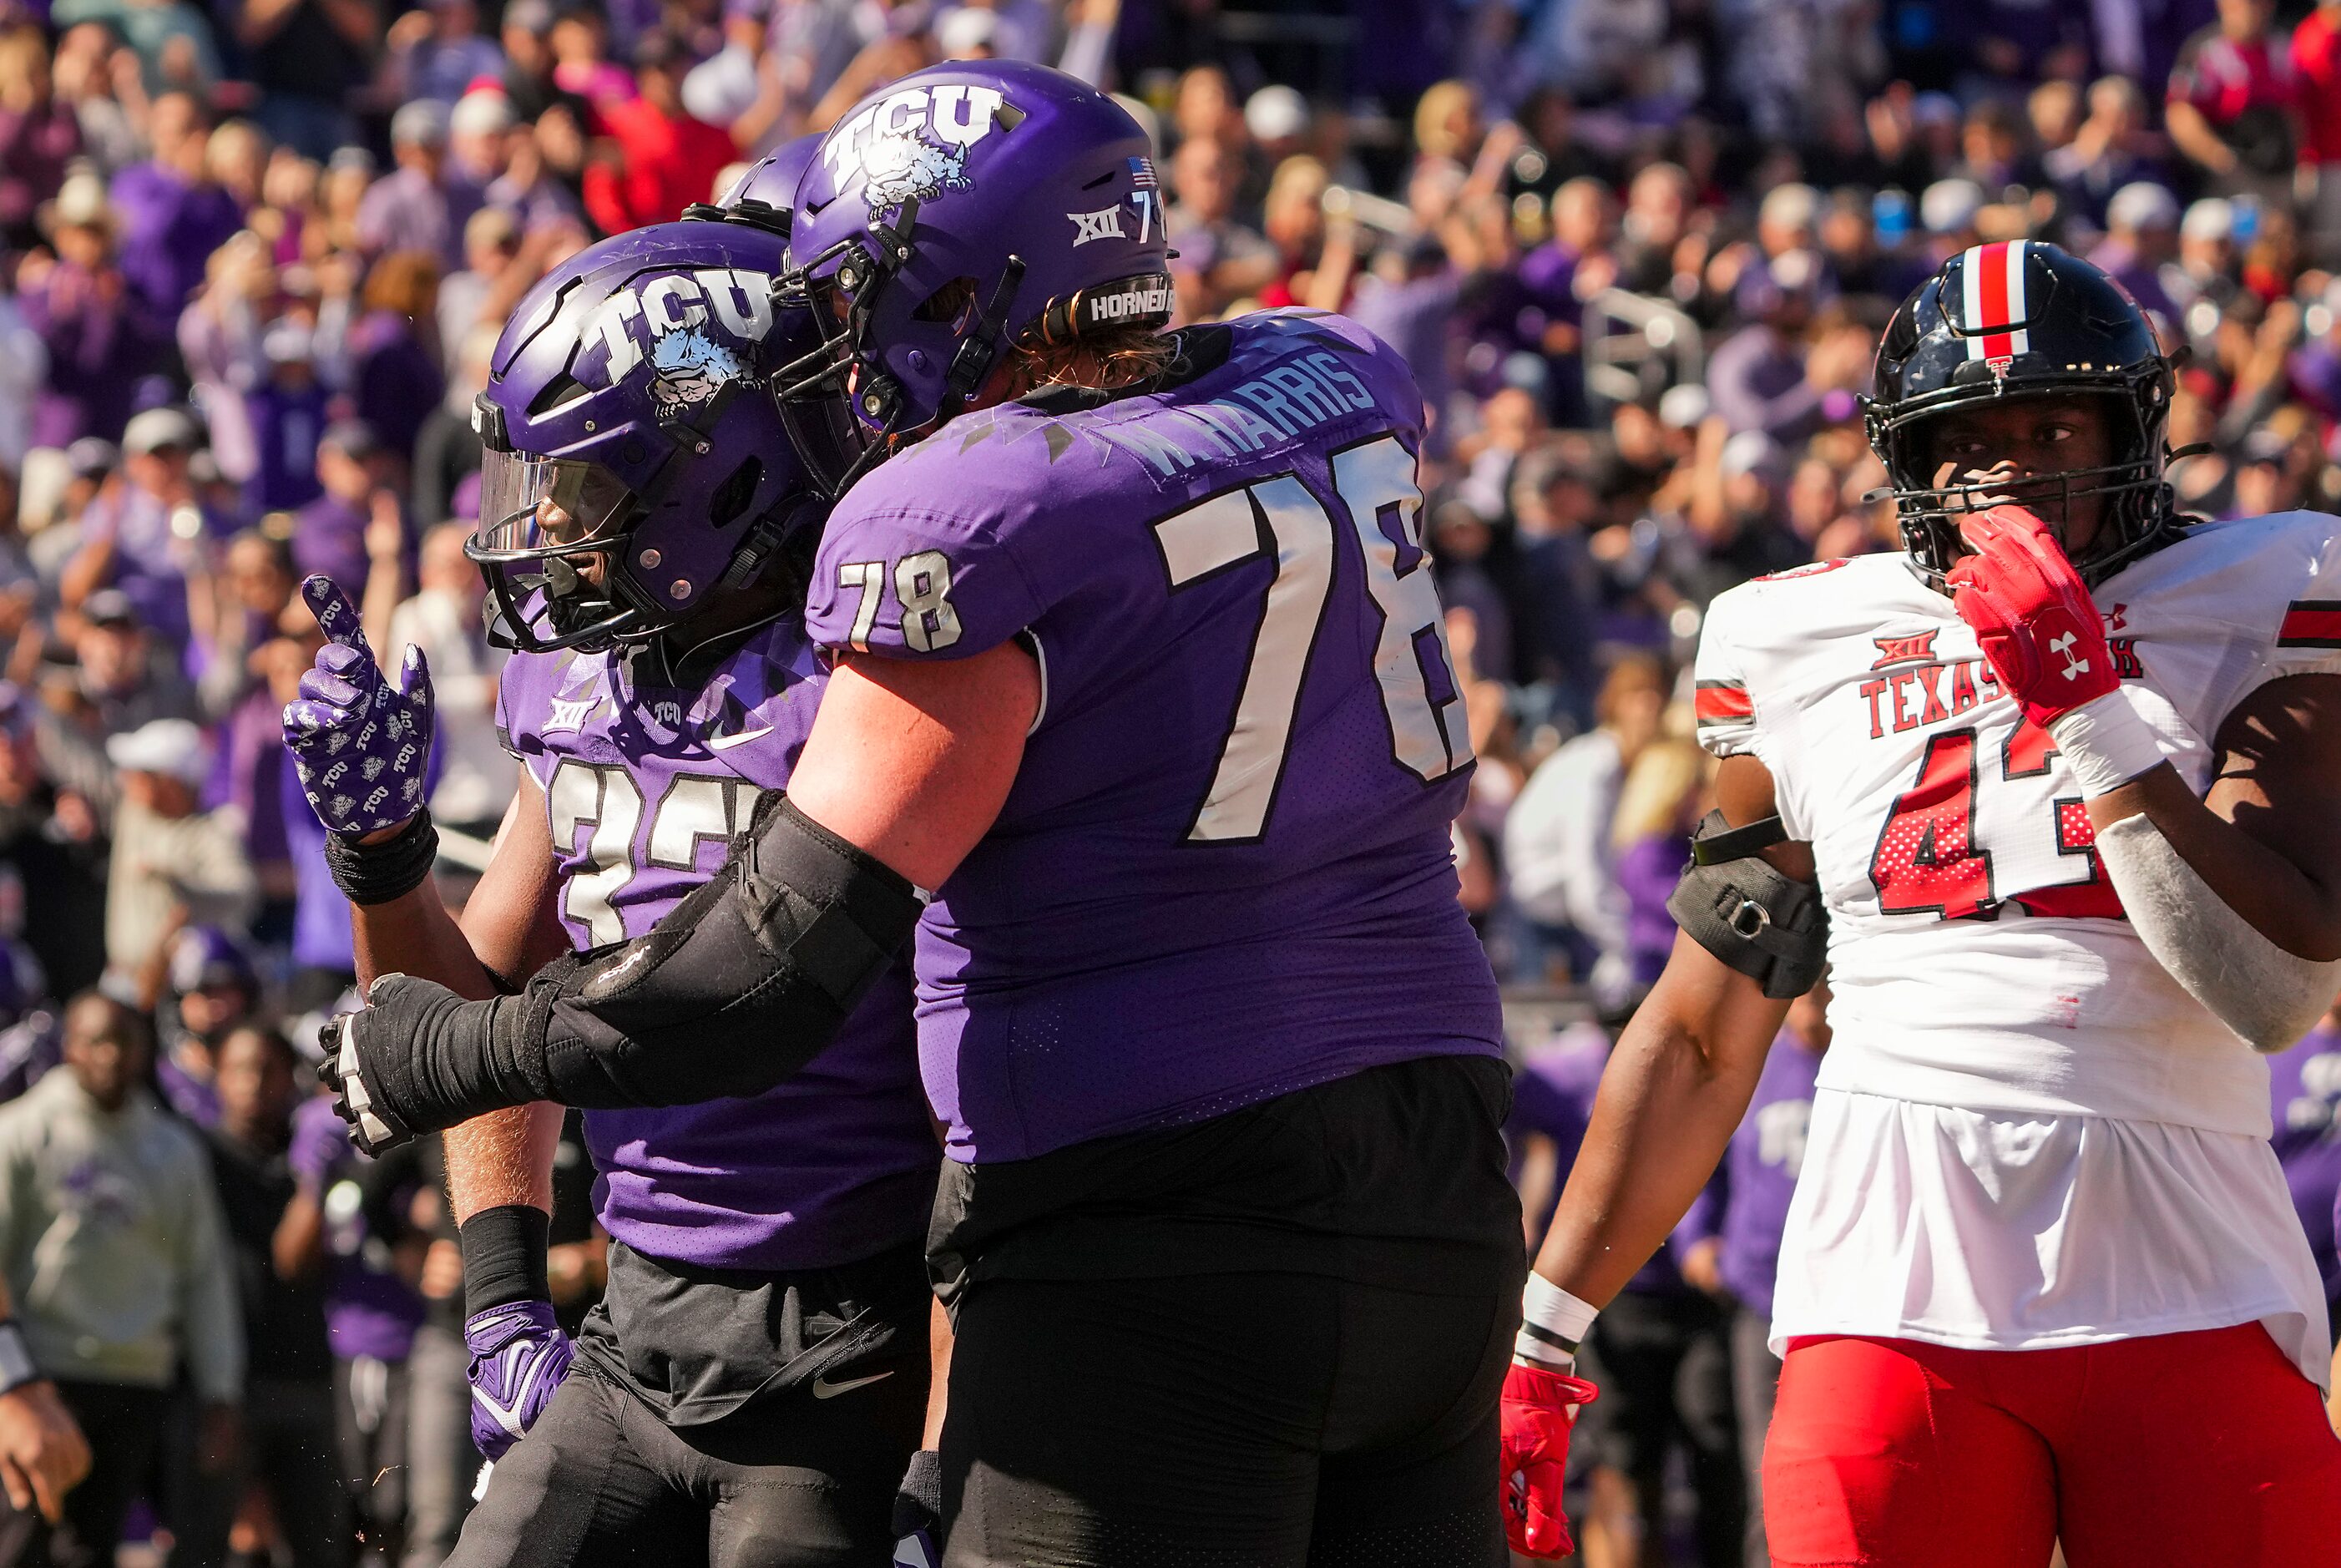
left=510, top=795, right=925, bottom=1107
left=1666, top=811, right=1828, bottom=1000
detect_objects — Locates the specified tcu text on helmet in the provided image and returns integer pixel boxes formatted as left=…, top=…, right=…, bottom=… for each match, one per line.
left=587, top=269, right=775, bottom=384
left=821, top=84, right=1004, bottom=187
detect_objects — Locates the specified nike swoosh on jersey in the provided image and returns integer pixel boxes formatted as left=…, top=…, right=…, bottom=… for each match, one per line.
left=811, top=1368, right=895, bottom=1399
left=705, top=726, right=775, bottom=751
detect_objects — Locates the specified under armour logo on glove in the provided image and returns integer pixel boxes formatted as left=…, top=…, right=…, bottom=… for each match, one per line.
left=2050, top=631, right=2090, bottom=681
left=1945, top=507, right=2120, bottom=728
left=282, top=576, right=436, bottom=839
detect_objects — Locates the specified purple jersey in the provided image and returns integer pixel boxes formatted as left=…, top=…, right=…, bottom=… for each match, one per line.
left=802, top=311, right=1503, bottom=1162
left=498, top=617, right=936, bottom=1272
left=1676, top=1029, right=1823, bottom=1319
left=2270, top=1024, right=2341, bottom=1300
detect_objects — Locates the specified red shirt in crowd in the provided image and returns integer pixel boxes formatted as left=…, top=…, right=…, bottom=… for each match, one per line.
left=2293, top=6, right=2341, bottom=164
left=2168, top=24, right=2298, bottom=127
left=582, top=98, right=736, bottom=235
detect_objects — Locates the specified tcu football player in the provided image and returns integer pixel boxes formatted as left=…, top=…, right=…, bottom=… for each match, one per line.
left=1506, top=241, right=2341, bottom=1565
left=282, top=213, right=943, bottom=1566
left=320, top=62, right=1523, bottom=1565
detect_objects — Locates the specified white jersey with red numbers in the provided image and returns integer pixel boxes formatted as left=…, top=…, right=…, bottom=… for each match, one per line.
left=1692, top=511, right=2341, bottom=1385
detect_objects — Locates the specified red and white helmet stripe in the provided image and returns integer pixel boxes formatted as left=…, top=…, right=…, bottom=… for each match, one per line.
left=1959, top=239, right=2031, bottom=362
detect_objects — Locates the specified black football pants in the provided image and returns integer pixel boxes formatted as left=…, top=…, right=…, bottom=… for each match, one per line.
left=938, top=1270, right=1515, bottom=1568
left=450, top=1353, right=923, bottom=1568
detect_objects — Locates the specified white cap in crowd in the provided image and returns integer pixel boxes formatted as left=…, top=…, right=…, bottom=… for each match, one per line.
left=2107, top=182, right=2180, bottom=235
left=2182, top=197, right=2234, bottom=243
left=1245, top=85, right=1310, bottom=145
left=107, top=719, right=214, bottom=787
left=1919, top=179, right=1984, bottom=237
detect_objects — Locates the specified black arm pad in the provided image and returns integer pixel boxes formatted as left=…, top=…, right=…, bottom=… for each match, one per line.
left=1666, top=811, right=1828, bottom=1000
left=506, top=794, right=925, bottom=1108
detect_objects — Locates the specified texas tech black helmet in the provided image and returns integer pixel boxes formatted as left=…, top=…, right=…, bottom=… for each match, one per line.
left=1866, top=240, right=2179, bottom=585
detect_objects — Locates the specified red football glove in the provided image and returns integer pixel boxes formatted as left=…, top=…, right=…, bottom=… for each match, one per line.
left=1944, top=506, right=2118, bottom=728
left=1501, top=1361, right=1599, bottom=1559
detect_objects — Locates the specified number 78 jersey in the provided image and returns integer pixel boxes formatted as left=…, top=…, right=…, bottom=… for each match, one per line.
left=802, top=311, right=1504, bottom=1165
left=1693, top=513, right=2341, bottom=1137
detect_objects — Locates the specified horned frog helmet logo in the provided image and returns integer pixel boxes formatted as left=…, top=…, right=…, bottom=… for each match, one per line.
left=819, top=83, right=1008, bottom=215
left=861, top=130, right=971, bottom=215
left=649, top=329, right=746, bottom=419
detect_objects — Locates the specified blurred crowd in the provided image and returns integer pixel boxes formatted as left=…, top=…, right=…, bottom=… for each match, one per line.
left=0, top=0, right=2335, bottom=1563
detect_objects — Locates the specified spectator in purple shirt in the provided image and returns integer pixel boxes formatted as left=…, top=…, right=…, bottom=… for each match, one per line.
left=244, top=319, right=330, bottom=514
left=291, top=421, right=397, bottom=594
left=1610, top=739, right=1707, bottom=989
left=383, top=0, right=506, bottom=106
left=346, top=251, right=447, bottom=461
left=109, top=93, right=245, bottom=318
left=356, top=100, right=479, bottom=270
left=1506, top=1021, right=1603, bottom=1246
left=1675, top=979, right=1829, bottom=1568
left=1516, top=178, right=1611, bottom=425
left=153, top=924, right=259, bottom=1128
left=283, top=1092, right=430, bottom=1565
left=1706, top=254, right=1830, bottom=443
left=61, top=407, right=210, bottom=652
left=0, top=28, right=85, bottom=252
left=1514, top=1018, right=1745, bottom=1565
left=20, top=173, right=165, bottom=449
left=2087, top=181, right=2185, bottom=326
left=2270, top=1000, right=2341, bottom=1329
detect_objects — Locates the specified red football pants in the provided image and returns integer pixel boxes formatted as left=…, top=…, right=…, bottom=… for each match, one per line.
left=1762, top=1323, right=2341, bottom=1567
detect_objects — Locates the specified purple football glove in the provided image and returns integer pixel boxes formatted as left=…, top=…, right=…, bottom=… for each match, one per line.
left=464, top=1300, right=572, bottom=1459
left=282, top=576, right=434, bottom=839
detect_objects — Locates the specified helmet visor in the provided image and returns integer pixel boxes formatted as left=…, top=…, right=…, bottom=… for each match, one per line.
left=473, top=451, right=636, bottom=559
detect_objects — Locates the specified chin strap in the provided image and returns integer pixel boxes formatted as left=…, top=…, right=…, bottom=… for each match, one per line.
left=941, top=255, right=1029, bottom=419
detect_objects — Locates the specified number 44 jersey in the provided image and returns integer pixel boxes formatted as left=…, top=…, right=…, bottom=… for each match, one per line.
left=801, top=311, right=1504, bottom=1164
left=1694, top=511, right=2341, bottom=1138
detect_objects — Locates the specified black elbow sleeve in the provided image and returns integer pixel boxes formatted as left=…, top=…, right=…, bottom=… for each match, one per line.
left=1666, top=810, right=1828, bottom=1000
left=509, top=796, right=925, bottom=1108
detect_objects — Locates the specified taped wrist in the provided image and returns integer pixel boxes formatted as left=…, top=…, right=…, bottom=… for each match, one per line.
left=325, top=809, right=440, bottom=906
left=2046, top=693, right=2166, bottom=798
left=1516, top=1275, right=1597, bottom=1372
left=346, top=979, right=548, bottom=1141
left=459, top=1204, right=550, bottom=1313
left=1666, top=811, right=1828, bottom=999
left=510, top=796, right=924, bottom=1107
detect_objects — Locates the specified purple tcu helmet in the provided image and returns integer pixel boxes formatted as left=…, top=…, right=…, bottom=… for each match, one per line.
left=776, top=61, right=1170, bottom=488
left=719, top=133, right=823, bottom=226
left=470, top=219, right=826, bottom=652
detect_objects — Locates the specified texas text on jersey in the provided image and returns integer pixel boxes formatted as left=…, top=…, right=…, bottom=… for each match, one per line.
left=1696, top=516, right=2340, bottom=1383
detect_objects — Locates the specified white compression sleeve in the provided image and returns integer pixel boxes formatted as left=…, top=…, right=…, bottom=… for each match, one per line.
left=2093, top=812, right=2341, bottom=1053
